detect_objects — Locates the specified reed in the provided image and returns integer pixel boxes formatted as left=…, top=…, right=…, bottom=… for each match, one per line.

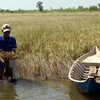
left=0, top=12, right=100, bottom=79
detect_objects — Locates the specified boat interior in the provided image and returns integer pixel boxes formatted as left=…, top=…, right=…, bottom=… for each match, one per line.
left=70, top=60, right=100, bottom=83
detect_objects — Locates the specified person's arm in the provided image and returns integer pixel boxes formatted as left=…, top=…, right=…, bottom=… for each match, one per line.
left=11, top=37, right=17, bottom=53
left=0, top=39, right=4, bottom=62
left=0, top=51, right=4, bottom=63
left=0, top=38, right=2, bottom=52
left=12, top=49, right=16, bottom=53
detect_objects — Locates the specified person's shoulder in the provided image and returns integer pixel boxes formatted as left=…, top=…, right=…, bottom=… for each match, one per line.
left=0, top=35, right=3, bottom=38
left=0, top=36, right=3, bottom=40
left=10, top=36, right=16, bottom=40
left=10, top=36, right=16, bottom=42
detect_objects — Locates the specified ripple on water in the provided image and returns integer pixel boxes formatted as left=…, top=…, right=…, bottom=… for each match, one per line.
left=15, top=79, right=70, bottom=100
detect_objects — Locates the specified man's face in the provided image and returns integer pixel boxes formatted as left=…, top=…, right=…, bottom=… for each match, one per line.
left=4, top=31, right=10, bottom=38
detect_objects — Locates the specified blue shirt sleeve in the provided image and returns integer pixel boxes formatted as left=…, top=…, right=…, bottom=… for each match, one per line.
left=11, top=37, right=17, bottom=50
left=0, top=36, right=2, bottom=51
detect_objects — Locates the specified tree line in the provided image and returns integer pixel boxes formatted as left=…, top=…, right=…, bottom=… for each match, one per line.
left=0, top=3, right=100, bottom=13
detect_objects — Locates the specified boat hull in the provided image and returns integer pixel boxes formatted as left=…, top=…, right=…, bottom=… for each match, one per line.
left=76, top=78, right=100, bottom=93
left=69, top=46, right=100, bottom=93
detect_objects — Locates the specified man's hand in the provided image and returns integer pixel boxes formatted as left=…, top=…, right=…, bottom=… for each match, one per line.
left=0, top=57, right=4, bottom=62
left=0, top=51, right=4, bottom=62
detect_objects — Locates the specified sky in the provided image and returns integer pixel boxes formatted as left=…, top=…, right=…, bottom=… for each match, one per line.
left=0, top=0, right=100, bottom=10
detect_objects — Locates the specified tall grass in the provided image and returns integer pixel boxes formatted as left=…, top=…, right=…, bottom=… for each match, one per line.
left=0, top=12, right=100, bottom=79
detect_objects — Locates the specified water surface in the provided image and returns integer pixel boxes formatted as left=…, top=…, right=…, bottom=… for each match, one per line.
left=0, top=79, right=100, bottom=100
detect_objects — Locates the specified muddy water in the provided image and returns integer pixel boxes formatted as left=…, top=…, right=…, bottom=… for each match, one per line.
left=0, top=79, right=100, bottom=100
left=0, top=80, right=17, bottom=100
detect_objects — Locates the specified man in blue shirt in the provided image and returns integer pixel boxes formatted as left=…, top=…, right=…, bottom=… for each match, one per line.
left=0, top=24, right=17, bottom=80
left=0, top=24, right=17, bottom=52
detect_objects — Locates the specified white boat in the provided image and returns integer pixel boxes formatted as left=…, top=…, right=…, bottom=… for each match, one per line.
left=68, top=46, right=100, bottom=93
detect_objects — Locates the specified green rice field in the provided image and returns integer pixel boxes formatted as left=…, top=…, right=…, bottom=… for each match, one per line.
left=0, top=12, right=100, bottom=79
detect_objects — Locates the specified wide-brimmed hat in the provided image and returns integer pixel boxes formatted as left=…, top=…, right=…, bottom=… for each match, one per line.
left=2, top=24, right=11, bottom=32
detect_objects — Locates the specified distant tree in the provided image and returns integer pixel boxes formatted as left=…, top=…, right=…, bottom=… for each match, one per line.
left=50, top=7, right=53, bottom=10
left=6, top=9, right=9, bottom=12
left=1, top=9, right=5, bottom=12
left=89, top=6, right=98, bottom=10
left=10, top=11, right=14, bottom=13
left=78, top=6, right=84, bottom=9
left=60, top=7, right=63, bottom=10
left=98, top=4, right=100, bottom=9
left=36, top=1, right=43, bottom=11
left=18, top=8, right=21, bottom=11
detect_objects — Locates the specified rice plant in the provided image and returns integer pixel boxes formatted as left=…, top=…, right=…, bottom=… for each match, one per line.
left=0, top=12, right=100, bottom=79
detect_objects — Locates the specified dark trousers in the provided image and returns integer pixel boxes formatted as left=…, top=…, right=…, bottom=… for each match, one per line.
left=0, top=61, right=4, bottom=80
left=4, top=60, right=13, bottom=81
left=0, top=68, right=4, bottom=80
